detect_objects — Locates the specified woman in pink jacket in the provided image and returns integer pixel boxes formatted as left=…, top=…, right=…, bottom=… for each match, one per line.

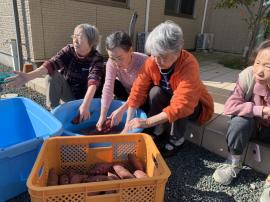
left=212, top=40, right=270, bottom=202
left=96, top=31, right=148, bottom=130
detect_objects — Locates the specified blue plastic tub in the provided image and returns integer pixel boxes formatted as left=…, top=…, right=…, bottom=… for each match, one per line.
left=0, top=97, right=63, bottom=201
left=51, top=98, right=147, bottom=137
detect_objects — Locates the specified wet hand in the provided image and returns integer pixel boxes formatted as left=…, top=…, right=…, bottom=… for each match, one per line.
left=96, top=116, right=106, bottom=131
left=109, top=107, right=125, bottom=127
left=122, top=118, right=148, bottom=132
left=263, top=106, right=270, bottom=117
left=78, top=105, right=90, bottom=122
left=5, top=71, right=29, bottom=88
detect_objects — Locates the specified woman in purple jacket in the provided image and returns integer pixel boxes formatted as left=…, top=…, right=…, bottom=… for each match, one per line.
left=6, top=24, right=104, bottom=123
left=212, top=40, right=270, bottom=202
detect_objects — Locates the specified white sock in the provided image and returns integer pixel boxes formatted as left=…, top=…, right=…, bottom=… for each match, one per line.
left=228, top=154, right=241, bottom=165
left=165, top=137, right=185, bottom=151
left=170, top=137, right=185, bottom=146
left=153, top=124, right=165, bottom=136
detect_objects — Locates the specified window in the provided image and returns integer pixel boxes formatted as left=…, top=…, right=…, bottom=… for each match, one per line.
left=74, top=0, right=129, bottom=9
left=165, top=0, right=195, bottom=18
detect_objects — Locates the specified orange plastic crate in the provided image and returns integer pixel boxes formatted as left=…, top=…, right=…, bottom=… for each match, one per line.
left=27, top=133, right=171, bottom=202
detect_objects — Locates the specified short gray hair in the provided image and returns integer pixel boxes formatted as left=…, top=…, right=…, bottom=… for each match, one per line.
left=145, top=21, right=184, bottom=56
left=75, top=24, right=99, bottom=49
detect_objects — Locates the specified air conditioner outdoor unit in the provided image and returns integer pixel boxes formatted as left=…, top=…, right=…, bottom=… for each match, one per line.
left=196, top=33, right=214, bottom=51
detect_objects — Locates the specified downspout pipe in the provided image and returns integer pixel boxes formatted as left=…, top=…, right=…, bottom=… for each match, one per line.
left=200, top=0, right=208, bottom=34
left=12, top=0, right=23, bottom=71
left=144, top=0, right=150, bottom=33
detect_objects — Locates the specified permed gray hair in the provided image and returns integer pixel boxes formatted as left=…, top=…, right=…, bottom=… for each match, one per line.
left=145, top=21, right=184, bottom=56
left=75, top=24, right=99, bottom=49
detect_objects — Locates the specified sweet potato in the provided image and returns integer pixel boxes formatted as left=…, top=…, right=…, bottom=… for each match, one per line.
left=59, top=174, right=69, bottom=185
left=71, top=113, right=80, bottom=125
left=89, top=163, right=113, bottom=175
left=113, top=165, right=135, bottom=179
left=47, top=168, right=59, bottom=186
left=133, top=170, right=148, bottom=179
left=102, top=118, right=112, bottom=133
left=83, top=175, right=111, bottom=183
left=128, top=154, right=145, bottom=172
left=69, top=174, right=88, bottom=184
left=108, top=172, right=120, bottom=180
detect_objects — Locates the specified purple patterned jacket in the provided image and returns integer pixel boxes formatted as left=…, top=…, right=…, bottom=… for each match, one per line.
left=44, top=44, right=104, bottom=99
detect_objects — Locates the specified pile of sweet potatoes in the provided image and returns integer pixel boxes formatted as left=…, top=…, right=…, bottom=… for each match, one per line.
left=47, top=154, right=147, bottom=186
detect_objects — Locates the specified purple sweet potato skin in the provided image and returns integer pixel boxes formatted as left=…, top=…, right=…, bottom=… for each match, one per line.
left=47, top=168, right=59, bottom=186
left=133, top=170, right=148, bottom=178
left=59, top=174, right=69, bottom=185
left=113, top=165, right=135, bottom=179
left=128, top=154, right=145, bottom=172
left=89, top=163, right=113, bottom=175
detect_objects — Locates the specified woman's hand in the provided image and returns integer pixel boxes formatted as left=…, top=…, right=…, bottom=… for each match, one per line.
left=263, top=106, right=270, bottom=119
left=121, top=118, right=148, bottom=133
left=5, top=71, right=29, bottom=88
left=109, top=107, right=126, bottom=127
left=78, top=104, right=90, bottom=122
left=96, top=115, right=106, bottom=131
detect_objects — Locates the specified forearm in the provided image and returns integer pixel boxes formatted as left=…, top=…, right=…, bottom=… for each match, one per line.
left=145, top=112, right=168, bottom=128
left=120, top=101, right=128, bottom=112
left=27, top=65, right=48, bottom=80
left=100, top=106, right=109, bottom=119
left=126, top=107, right=136, bottom=122
left=81, top=85, right=97, bottom=109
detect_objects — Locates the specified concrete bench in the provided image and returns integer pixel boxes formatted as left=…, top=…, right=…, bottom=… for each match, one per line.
left=185, top=62, right=270, bottom=175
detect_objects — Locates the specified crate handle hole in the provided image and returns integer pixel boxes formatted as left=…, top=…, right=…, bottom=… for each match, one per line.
left=38, top=164, right=44, bottom=177
left=152, top=154, right=159, bottom=168
left=88, top=143, right=112, bottom=148
left=87, top=190, right=118, bottom=196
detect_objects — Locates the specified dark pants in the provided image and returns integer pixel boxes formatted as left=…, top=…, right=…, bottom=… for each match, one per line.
left=148, top=86, right=202, bottom=141
left=114, top=79, right=149, bottom=113
left=46, top=71, right=103, bottom=109
left=227, top=116, right=270, bottom=155
left=114, top=79, right=129, bottom=101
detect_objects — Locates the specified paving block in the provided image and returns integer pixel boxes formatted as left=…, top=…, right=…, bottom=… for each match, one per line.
left=244, top=140, right=270, bottom=175
left=205, top=85, right=232, bottom=97
left=25, top=77, right=46, bottom=96
left=202, top=114, right=230, bottom=158
left=184, top=121, right=204, bottom=146
left=201, top=66, right=232, bottom=81
left=202, top=114, right=247, bottom=161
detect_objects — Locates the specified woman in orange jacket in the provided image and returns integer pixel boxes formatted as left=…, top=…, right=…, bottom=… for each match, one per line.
left=122, top=21, right=214, bottom=157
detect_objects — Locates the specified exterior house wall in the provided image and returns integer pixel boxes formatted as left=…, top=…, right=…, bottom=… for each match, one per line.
left=148, top=0, right=206, bottom=49
left=0, top=0, right=33, bottom=67
left=0, top=0, right=257, bottom=67
left=204, top=0, right=250, bottom=54
left=29, top=0, right=147, bottom=61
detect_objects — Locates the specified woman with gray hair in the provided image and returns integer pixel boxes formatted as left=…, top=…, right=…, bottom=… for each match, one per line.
left=122, top=21, right=214, bottom=157
left=6, top=23, right=104, bottom=123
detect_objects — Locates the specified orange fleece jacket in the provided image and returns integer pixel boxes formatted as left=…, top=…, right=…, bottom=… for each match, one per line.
left=127, top=50, right=214, bottom=124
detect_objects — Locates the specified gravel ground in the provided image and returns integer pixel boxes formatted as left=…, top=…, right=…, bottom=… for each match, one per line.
left=1, top=85, right=267, bottom=202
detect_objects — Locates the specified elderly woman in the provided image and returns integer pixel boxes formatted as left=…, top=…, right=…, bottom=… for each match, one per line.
left=122, top=21, right=214, bottom=157
left=6, top=24, right=104, bottom=123
left=96, top=31, right=148, bottom=131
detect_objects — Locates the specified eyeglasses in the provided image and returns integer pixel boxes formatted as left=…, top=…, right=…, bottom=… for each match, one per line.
left=110, top=56, right=125, bottom=63
left=70, top=34, right=85, bottom=40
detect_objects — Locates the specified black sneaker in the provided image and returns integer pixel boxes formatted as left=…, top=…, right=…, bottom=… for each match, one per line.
left=160, top=142, right=185, bottom=158
left=143, top=128, right=166, bottom=142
